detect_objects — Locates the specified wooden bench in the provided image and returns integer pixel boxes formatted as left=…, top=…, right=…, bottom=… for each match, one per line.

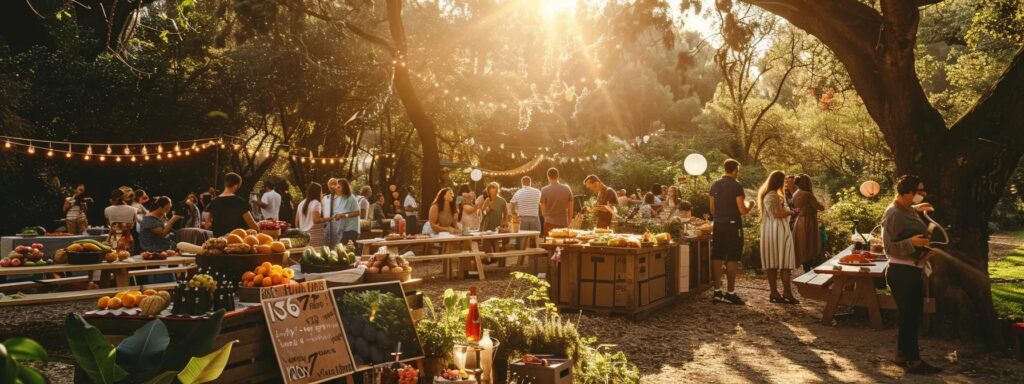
left=128, top=265, right=196, bottom=278
left=0, top=281, right=178, bottom=306
left=793, top=269, right=834, bottom=301
left=0, top=275, right=91, bottom=292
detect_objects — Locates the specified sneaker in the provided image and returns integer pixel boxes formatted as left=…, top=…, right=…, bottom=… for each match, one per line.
left=723, top=292, right=746, bottom=305
left=905, top=360, right=941, bottom=375
left=711, top=290, right=725, bottom=304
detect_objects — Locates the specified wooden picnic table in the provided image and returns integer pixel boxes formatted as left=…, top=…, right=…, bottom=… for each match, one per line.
left=356, top=230, right=547, bottom=280
left=1, top=234, right=107, bottom=258
left=812, top=248, right=888, bottom=329
left=0, top=256, right=195, bottom=289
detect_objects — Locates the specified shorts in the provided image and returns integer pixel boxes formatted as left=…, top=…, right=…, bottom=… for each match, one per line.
left=712, top=219, right=743, bottom=262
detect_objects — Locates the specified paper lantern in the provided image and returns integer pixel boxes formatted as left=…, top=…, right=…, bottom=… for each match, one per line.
left=470, top=169, right=483, bottom=181
left=860, top=180, right=881, bottom=198
left=683, top=153, right=708, bottom=176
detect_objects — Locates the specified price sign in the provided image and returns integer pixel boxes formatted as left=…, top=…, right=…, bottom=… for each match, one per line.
left=262, top=284, right=355, bottom=383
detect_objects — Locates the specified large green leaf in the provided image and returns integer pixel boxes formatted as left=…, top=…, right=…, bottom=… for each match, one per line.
left=16, top=365, right=47, bottom=384
left=159, top=309, right=225, bottom=372
left=3, top=338, right=48, bottom=362
left=176, top=340, right=237, bottom=384
left=116, top=319, right=170, bottom=376
left=1, top=345, right=17, bottom=384
left=65, top=314, right=128, bottom=384
left=143, top=371, right=178, bottom=384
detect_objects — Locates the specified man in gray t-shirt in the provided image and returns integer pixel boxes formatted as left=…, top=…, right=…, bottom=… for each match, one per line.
left=540, top=168, right=573, bottom=235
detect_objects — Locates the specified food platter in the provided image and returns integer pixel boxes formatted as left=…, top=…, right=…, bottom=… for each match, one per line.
left=838, top=261, right=876, bottom=266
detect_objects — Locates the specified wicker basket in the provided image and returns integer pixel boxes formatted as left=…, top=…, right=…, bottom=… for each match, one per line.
left=259, top=228, right=281, bottom=240
left=362, top=270, right=411, bottom=283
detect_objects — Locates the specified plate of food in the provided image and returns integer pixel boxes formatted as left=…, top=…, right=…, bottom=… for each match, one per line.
left=838, top=252, right=875, bottom=266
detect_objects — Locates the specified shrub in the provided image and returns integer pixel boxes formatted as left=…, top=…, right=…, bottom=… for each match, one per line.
left=821, top=188, right=888, bottom=253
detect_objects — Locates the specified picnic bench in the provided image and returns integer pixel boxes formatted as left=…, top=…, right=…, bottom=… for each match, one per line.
left=0, top=256, right=195, bottom=306
left=794, top=246, right=935, bottom=330
left=356, top=231, right=547, bottom=280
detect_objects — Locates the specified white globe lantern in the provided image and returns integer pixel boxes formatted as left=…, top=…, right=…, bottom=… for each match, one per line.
left=470, top=169, right=483, bottom=182
left=683, top=153, right=708, bottom=176
left=860, top=180, right=881, bottom=198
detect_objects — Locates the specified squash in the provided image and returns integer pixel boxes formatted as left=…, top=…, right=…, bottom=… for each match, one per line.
left=176, top=242, right=204, bottom=254
left=140, top=295, right=169, bottom=316
left=156, top=290, right=171, bottom=302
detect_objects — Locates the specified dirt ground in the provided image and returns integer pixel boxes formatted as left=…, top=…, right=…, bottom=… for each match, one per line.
left=4, top=236, right=1024, bottom=384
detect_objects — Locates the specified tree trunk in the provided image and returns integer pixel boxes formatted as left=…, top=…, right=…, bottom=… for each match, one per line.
left=384, top=0, right=441, bottom=216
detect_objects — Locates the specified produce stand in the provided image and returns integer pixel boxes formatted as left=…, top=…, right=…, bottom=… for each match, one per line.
left=1, top=234, right=106, bottom=258
left=794, top=246, right=936, bottom=330
left=541, top=242, right=678, bottom=319
left=358, top=235, right=486, bottom=280
left=0, top=256, right=195, bottom=304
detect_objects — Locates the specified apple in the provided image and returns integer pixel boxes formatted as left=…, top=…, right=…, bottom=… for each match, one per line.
left=30, top=243, right=43, bottom=250
left=14, top=245, right=29, bottom=254
left=10, top=258, right=22, bottom=267
left=0, top=259, right=10, bottom=267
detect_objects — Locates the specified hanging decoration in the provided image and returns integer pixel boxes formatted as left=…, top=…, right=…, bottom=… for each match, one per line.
left=289, top=152, right=397, bottom=167
left=0, top=135, right=233, bottom=163
left=478, top=154, right=547, bottom=177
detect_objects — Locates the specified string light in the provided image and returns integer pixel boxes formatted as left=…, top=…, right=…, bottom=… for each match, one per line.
left=105, top=145, right=112, bottom=154
left=26, top=145, right=35, bottom=155
left=123, top=146, right=131, bottom=155
left=3, top=140, right=10, bottom=149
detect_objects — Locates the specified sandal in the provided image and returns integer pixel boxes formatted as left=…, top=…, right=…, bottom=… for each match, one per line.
left=769, top=296, right=785, bottom=303
left=783, top=296, right=801, bottom=305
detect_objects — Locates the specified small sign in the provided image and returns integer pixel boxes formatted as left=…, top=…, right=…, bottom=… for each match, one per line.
left=260, top=279, right=329, bottom=300
left=262, top=280, right=355, bottom=383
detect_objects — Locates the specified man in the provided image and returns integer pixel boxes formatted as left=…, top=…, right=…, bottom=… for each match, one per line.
left=357, top=186, right=373, bottom=220
left=370, top=194, right=388, bottom=230
left=253, top=182, right=281, bottom=221
left=278, top=181, right=294, bottom=227
left=510, top=176, right=542, bottom=232
left=63, top=183, right=92, bottom=234
left=540, top=168, right=573, bottom=235
left=583, top=175, right=618, bottom=229
left=203, top=173, right=258, bottom=237
left=709, top=159, right=753, bottom=305
left=651, top=183, right=664, bottom=213
left=404, top=186, right=420, bottom=234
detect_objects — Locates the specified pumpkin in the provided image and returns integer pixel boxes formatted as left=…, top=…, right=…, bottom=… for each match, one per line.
left=156, top=290, right=171, bottom=302
left=140, top=295, right=169, bottom=316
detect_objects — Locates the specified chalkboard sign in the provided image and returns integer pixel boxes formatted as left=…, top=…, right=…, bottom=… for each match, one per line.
left=331, top=281, right=425, bottom=370
left=262, top=280, right=356, bottom=383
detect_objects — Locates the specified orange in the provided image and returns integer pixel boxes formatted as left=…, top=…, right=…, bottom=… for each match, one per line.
left=269, top=241, right=286, bottom=253
left=262, top=277, right=272, bottom=287
left=261, top=262, right=273, bottom=270
left=253, top=273, right=264, bottom=284
left=142, top=289, right=157, bottom=296
left=122, top=294, right=136, bottom=308
left=255, top=245, right=272, bottom=254
left=97, top=296, right=110, bottom=310
left=271, top=275, right=282, bottom=285
left=246, top=281, right=255, bottom=288
left=255, top=266, right=267, bottom=276
left=256, top=233, right=274, bottom=245
left=281, top=278, right=291, bottom=285
left=127, top=290, right=141, bottom=297
left=246, top=229, right=258, bottom=236
left=226, top=234, right=243, bottom=244
left=243, top=235, right=260, bottom=246
left=242, top=271, right=255, bottom=282
left=107, top=297, right=123, bottom=309
left=115, top=291, right=127, bottom=300
left=230, top=229, right=248, bottom=238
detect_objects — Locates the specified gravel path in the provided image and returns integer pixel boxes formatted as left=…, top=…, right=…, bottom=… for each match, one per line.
left=4, top=238, right=1024, bottom=384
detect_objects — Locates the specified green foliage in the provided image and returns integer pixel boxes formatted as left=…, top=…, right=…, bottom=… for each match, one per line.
left=416, top=290, right=469, bottom=360
left=1, top=337, right=48, bottom=384
left=989, top=246, right=1024, bottom=320
left=598, top=152, right=680, bottom=195
left=821, top=188, right=889, bottom=253
left=574, top=345, right=641, bottom=384
left=65, top=310, right=231, bottom=384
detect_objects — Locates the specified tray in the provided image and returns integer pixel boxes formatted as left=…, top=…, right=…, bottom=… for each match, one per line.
left=838, top=261, right=876, bottom=266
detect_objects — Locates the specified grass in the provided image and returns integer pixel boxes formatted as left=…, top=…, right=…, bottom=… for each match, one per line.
left=990, top=231, right=1024, bottom=320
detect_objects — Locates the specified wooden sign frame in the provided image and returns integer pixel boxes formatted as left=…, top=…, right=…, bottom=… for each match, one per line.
left=330, top=281, right=426, bottom=372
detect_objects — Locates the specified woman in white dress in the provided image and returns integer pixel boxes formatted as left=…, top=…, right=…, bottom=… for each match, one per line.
left=758, top=170, right=798, bottom=304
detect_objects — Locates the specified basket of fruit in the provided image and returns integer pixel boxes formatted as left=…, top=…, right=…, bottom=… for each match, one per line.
left=103, top=249, right=131, bottom=263
left=301, top=244, right=357, bottom=273
left=64, top=240, right=114, bottom=264
left=237, top=262, right=298, bottom=302
left=194, top=229, right=289, bottom=278
left=93, top=289, right=172, bottom=316
left=258, top=220, right=289, bottom=239
left=363, top=252, right=412, bottom=282
left=2, top=244, right=51, bottom=268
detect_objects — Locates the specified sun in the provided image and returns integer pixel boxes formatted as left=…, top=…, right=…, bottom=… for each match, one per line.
left=539, top=0, right=577, bottom=20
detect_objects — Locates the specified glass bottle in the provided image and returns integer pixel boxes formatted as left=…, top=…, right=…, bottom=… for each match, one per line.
left=466, top=287, right=480, bottom=341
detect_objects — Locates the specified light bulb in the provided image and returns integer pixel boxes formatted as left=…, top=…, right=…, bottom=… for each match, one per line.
left=156, top=154, right=162, bottom=160
left=174, top=143, right=180, bottom=152
left=65, top=152, right=71, bottom=158
left=3, top=140, right=10, bottom=149
left=106, top=145, right=112, bottom=154
left=185, top=150, right=190, bottom=156
left=130, top=156, right=137, bottom=162
left=157, top=144, right=163, bottom=153
left=47, top=149, right=53, bottom=157
left=123, top=146, right=130, bottom=155
left=27, top=146, right=35, bottom=154
left=99, top=155, right=105, bottom=161
left=84, top=155, right=91, bottom=161
left=144, top=155, right=150, bottom=161
left=115, top=156, right=122, bottom=162
left=167, top=152, right=173, bottom=159
left=86, top=146, right=93, bottom=155
left=142, top=146, right=148, bottom=155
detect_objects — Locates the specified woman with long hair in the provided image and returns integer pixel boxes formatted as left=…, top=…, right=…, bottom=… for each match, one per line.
left=758, top=171, right=798, bottom=304
left=105, top=189, right=136, bottom=251
left=296, top=182, right=331, bottom=247
left=792, top=174, right=826, bottom=271
left=459, top=185, right=481, bottom=232
left=428, top=187, right=461, bottom=234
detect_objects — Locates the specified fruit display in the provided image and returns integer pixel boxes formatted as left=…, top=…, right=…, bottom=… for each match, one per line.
left=140, top=249, right=178, bottom=260
left=363, top=252, right=412, bottom=274
left=384, top=233, right=430, bottom=241
left=66, top=239, right=111, bottom=253
left=200, top=237, right=228, bottom=255
left=257, top=220, right=290, bottom=231
left=103, top=249, right=131, bottom=263
left=840, top=252, right=875, bottom=265
left=215, top=229, right=286, bottom=255
left=641, top=231, right=673, bottom=244
left=382, top=364, right=418, bottom=384
left=96, top=289, right=171, bottom=314
left=2, top=243, right=49, bottom=267
left=279, top=229, right=310, bottom=248
left=438, top=368, right=471, bottom=381
left=301, top=243, right=357, bottom=271
left=587, top=234, right=643, bottom=248
left=43, top=232, right=75, bottom=236
left=547, top=228, right=578, bottom=238
left=17, top=226, right=45, bottom=236
left=240, top=262, right=296, bottom=288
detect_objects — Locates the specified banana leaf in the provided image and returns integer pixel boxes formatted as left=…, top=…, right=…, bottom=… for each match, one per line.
left=116, top=319, right=170, bottom=377
left=176, top=340, right=237, bottom=384
left=65, top=314, right=128, bottom=384
left=2, top=338, right=48, bottom=362
left=158, top=309, right=225, bottom=372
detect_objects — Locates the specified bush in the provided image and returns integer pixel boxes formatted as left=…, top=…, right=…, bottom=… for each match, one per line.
left=821, top=188, right=889, bottom=253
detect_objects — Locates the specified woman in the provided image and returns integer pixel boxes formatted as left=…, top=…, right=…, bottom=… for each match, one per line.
left=661, top=186, right=684, bottom=220
left=296, top=182, right=331, bottom=247
left=758, top=171, right=798, bottom=304
left=650, top=183, right=664, bottom=213
left=792, top=175, right=826, bottom=271
left=132, top=189, right=150, bottom=226
left=179, top=193, right=202, bottom=229
left=459, top=186, right=481, bottom=232
left=480, top=182, right=507, bottom=231
left=882, top=175, right=941, bottom=374
left=428, top=188, right=461, bottom=234
left=104, top=189, right=136, bottom=251
left=638, top=193, right=655, bottom=219
left=139, top=196, right=182, bottom=252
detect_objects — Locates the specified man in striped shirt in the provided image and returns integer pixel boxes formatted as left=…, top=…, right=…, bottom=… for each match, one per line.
left=511, top=176, right=541, bottom=232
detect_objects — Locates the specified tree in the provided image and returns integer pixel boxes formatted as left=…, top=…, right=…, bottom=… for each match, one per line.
left=737, top=0, right=1024, bottom=345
